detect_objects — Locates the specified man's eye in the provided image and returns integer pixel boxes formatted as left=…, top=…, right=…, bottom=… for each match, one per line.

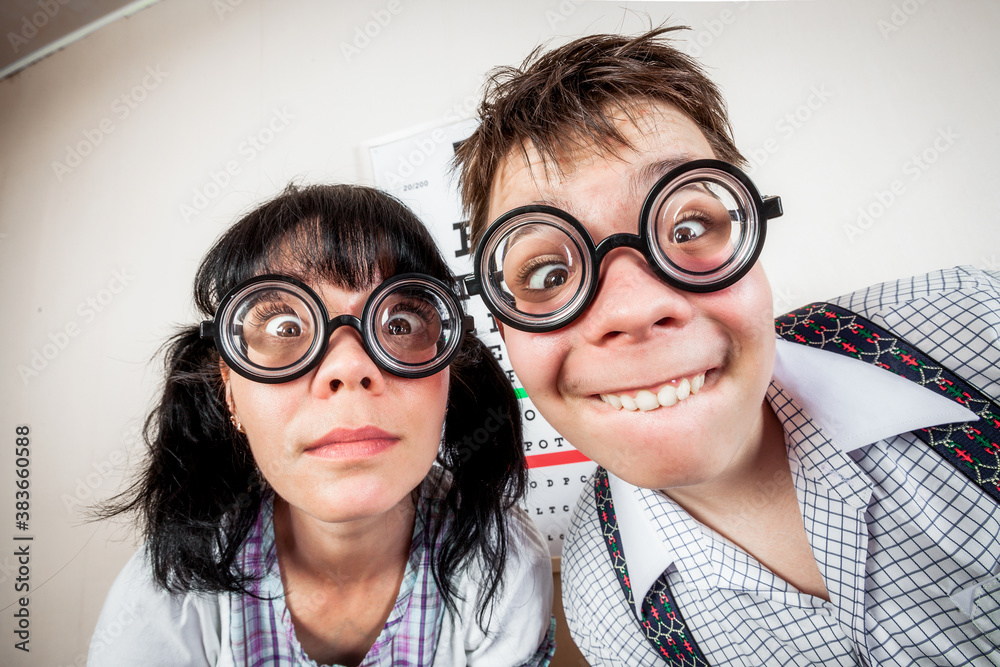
left=527, top=263, right=569, bottom=290
left=265, top=316, right=303, bottom=337
left=673, top=219, right=707, bottom=244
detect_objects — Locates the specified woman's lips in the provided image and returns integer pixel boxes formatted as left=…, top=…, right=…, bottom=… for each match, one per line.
left=305, top=426, right=400, bottom=459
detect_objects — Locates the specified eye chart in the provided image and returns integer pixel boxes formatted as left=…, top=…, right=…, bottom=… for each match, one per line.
left=368, top=119, right=596, bottom=557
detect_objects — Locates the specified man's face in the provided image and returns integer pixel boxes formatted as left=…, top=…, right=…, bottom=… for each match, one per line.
left=487, top=102, right=777, bottom=490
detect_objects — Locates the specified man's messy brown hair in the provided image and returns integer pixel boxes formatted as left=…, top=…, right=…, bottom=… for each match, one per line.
left=454, top=26, right=745, bottom=247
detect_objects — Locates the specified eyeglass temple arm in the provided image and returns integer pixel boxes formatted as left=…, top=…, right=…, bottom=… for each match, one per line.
left=463, top=274, right=482, bottom=296
left=199, top=321, right=216, bottom=339
left=763, top=195, right=783, bottom=220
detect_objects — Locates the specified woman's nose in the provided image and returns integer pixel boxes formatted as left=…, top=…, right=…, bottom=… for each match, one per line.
left=310, top=327, right=387, bottom=396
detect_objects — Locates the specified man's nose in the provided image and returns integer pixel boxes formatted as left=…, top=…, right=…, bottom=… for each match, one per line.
left=577, top=247, right=693, bottom=345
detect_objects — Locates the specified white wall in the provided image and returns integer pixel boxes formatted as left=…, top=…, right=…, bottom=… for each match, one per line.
left=0, top=0, right=997, bottom=663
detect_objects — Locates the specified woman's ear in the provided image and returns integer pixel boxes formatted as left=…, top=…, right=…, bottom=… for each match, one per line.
left=219, top=361, right=247, bottom=435
left=496, top=321, right=505, bottom=341
left=219, top=359, right=233, bottom=410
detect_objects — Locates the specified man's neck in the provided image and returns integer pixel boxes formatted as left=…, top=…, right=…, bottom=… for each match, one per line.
left=663, top=401, right=830, bottom=600
left=663, top=400, right=788, bottom=520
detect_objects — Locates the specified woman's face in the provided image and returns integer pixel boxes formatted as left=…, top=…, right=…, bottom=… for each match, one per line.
left=222, top=277, right=450, bottom=525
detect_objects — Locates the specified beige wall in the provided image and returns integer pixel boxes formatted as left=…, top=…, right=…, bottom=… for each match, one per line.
left=1, top=0, right=998, bottom=664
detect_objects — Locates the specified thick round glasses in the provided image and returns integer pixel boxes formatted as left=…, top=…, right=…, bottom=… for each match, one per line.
left=464, top=159, right=783, bottom=332
left=200, top=273, right=473, bottom=383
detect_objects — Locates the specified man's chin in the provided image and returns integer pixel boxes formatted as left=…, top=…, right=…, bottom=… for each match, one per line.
left=603, top=465, right=710, bottom=491
left=577, top=442, right=715, bottom=490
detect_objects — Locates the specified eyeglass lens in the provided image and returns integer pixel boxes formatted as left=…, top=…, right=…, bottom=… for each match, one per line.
left=491, top=216, right=588, bottom=318
left=369, top=284, right=448, bottom=367
left=231, top=284, right=321, bottom=371
left=647, top=177, right=747, bottom=275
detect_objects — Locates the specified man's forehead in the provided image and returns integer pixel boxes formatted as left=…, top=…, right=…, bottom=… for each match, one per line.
left=488, top=101, right=716, bottom=210
left=493, top=149, right=700, bottom=201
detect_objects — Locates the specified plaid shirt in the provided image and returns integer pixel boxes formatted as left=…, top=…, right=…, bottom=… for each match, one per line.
left=563, top=266, right=1000, bottom=666
left=89, top=467, right=556, bottom=666
left=232, top=488, right=447, bottom=667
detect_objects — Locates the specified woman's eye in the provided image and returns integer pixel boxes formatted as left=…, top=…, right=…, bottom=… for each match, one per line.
left=265, top=315, right=303, bottom=337
left=526, top=263, right=569, bottom=290
left=385, top=312, right=424, bottom=336
left=673, top=219, right=707, bottom=244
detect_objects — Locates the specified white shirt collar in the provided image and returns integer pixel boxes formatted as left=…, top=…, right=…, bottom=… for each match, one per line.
left=612, top=338, right=979, bottom=617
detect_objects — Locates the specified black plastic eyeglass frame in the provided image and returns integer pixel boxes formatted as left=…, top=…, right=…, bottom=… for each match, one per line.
left=464, top=159, right=783, bottom=333
left=200, top=273, right=474, bottom=383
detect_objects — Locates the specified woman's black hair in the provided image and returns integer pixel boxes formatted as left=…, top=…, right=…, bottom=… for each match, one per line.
left=98, top=184, right=526, bottom=626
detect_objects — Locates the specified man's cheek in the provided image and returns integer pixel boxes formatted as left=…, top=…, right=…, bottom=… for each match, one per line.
left=505, top=334, right=551, bottom=387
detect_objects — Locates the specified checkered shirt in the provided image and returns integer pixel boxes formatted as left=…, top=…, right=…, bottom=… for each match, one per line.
left=563, top=266, right=1000, bottom=666
left=231, top=489, right=447, bottom=666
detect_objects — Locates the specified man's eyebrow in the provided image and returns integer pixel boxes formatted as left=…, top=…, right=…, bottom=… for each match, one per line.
left=631, top=155, right=700, bottom=197
left=504, top=223, right=544, bottom=249
left=498, top=155, right=702, bottom=219
left=493, top=197, right=573, bottom=220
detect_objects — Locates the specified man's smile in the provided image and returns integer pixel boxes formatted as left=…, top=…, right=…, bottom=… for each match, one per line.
left=598, top=370, right=708, bottom=411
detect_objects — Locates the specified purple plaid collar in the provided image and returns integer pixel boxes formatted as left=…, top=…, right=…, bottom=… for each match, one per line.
left=231, top=475, right=450, bottom=666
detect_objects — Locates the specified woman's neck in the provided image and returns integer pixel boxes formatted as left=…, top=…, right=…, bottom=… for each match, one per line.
left=271, top=493, right=419, bottom=666
left=272, top=493, right=416, bottom=586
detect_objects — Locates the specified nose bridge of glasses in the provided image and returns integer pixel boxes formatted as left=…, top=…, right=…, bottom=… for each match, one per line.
left=325, top=314, right=366, bottom=346
left=594, top=232, right=649, bottom=266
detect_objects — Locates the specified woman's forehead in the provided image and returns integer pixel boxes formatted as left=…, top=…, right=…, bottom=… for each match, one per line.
left=257, top=234, right=394, bottom=288
left=262, top=260, right=386, bottom=293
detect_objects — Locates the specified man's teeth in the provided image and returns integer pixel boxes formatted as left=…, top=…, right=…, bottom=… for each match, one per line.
left=599, top=373, right=705, bottom=411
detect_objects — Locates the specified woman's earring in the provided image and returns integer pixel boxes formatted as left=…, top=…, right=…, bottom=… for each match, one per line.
left=229, top=413, right=246, bottom=434
left=225, top=382, right=246, bottom=434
